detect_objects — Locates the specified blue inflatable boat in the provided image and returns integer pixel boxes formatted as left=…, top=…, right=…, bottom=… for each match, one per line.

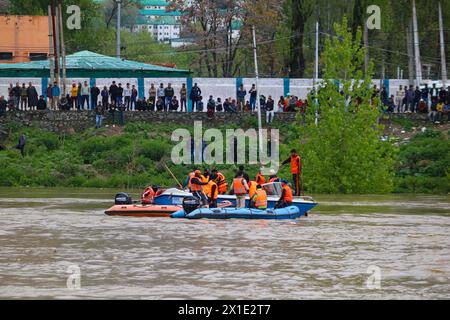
left=171, top=206, right=305, bottom=220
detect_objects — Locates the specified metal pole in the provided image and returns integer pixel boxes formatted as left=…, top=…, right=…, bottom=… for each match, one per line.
left=116, top=0, right=122, bottom=58
left=407, top=21, right=415, bottom=86
left=50, top=0, right=59, bottom=84
left=58, top=1, right=67, bottom=96
left=412, top=0, right=422, bottom=85
left=438, top=1, right=448, bottom=87
left=48, top=6, right=54, bottom=84
left=313, top=20, right=319, bottom=87
left=252, top=25, right=263, bottom=155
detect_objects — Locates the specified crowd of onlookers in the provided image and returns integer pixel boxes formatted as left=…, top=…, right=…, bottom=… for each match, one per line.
left=380, top=83, right=450, bottom=123
left=1, top=80, right=449, bottom=125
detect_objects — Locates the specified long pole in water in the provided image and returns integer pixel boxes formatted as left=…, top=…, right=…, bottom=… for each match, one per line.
left=116, top=0, right=122, bottom=59
left=412, top=0, right=422, bottom=86
left=48, top=6, right=54, bottom=84
left=438, top=1, right=448, bottom=88
left=58, top=0, right=67, bottom=96
left=252, top=25, right=263, bottom=155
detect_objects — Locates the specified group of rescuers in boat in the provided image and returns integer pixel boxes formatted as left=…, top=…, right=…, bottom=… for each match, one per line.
left=142, top=149, right=303, bottom=210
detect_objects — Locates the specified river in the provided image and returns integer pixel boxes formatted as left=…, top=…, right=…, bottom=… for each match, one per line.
left=0, top=188, right=449, bottom=300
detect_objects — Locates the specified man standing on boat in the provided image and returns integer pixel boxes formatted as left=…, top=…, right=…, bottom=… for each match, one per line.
left=212, top=169, right=228, bottom=195
left=206, top=176, right=219, bottom=208
left=233, top=173, right=249, bottom=208
left=256, top=168, right=266, bottom=185
left=190, top=170, right=209, bottom=206
left=282, top=149, right=302, bottom=196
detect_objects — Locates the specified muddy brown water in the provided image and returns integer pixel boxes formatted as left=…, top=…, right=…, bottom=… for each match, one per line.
left=0, top=188, right=449, bottom=299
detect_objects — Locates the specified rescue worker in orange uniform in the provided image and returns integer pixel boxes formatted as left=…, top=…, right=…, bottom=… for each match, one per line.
left=250, top=185, right=268, bottom=210
left=282, top=149, right=302, bottom=196
left=189, top=170, right=209, bottom=205
left=232, top=172, right=249, bottom=208
left=255, top=168, right=266, bottom=185
left=248, top=180, right=258, bottom=199
left=212, top=169, right=228, bottom=195
left=183, top=168, right=198, bottom=191
left=275, top=180, right=293, bottom=209
left=206, top=177, right=219, bottom=208
left=141, top=186, right=155, bottom=204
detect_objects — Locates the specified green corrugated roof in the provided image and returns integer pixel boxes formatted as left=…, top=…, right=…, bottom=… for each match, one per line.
left=140, top=9, right=182, bottom=16
left=139, top=0, right=169, bottom=6
left=0, top=51, right=190, bottom=78
left=136, top=16, right=179, bottom=25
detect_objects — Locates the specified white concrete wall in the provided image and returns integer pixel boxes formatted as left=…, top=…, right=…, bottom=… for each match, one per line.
left=0, top=78, right=432, bottom=106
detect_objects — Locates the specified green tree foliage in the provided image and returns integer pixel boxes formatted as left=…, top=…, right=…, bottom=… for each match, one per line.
left=292, top=18, right=397, bottom=194
left=395, top=130, right=450, bottom=194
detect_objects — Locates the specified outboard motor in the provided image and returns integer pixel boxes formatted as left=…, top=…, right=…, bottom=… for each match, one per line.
left=182, top=196, right=201, bottom=215
left=115, top=193, right=132, bottom=205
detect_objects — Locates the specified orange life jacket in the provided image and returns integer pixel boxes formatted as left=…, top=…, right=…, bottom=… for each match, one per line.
left=282, top=185, right=293, bottom=203
left=141, top=186, right=155, bottom=204
left=248, top=181, right=257, bottom=199
left=256, top=173, right=266, bottom=185
left=215, top=172, right=228, bottom=194
left=187, top=172, right=195, bottom=189
left=207, top=180, right=218, bottom=200
left=202, top=176, right=211, bottom=196
left=190, top=176, right=203, bottom=192
left=233, top=178, right=247, bottom=195
left=290, top=155, right=301, bottom=174
left=254, top=189, right=268, bottom=208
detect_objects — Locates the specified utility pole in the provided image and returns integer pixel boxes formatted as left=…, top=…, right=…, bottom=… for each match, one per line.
left=116, top=0, right=122, bottom=58
left=438, top=1, right=448, bottom=87
left=50, top=0, right=59, bottom=84
left=48, top=6, right=54, bottom=84
left=412, top=0, right=422, bottom=86
left=313, top=20, right=319, bottom=87
left=252, top=25, right=263, bottom=156
left=58, top=0, right=67, bottom=96
left=407, top=21, right=415, bottom=86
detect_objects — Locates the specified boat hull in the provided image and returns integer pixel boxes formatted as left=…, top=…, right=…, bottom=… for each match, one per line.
left=171, top=206, right=305, bottom=220
left=104, top=204, right=181, bottom=217
left=153, top=189, right=318, bottom=213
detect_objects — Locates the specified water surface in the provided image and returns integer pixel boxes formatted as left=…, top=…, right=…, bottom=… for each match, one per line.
left=0, top=188, right=449, bottom=299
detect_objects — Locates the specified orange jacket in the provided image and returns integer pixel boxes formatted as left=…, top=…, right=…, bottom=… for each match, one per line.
left=253, top=189, right=268, bottom=208
left=248, top=181, right=257, bottom=199
left=256, top=173, right=266, bottom=185
left=281, top=185, right=293, bottom=203
left=233, top=178, right=247, bottom=195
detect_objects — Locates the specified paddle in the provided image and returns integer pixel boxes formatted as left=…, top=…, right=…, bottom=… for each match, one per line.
left=162, top=161, right=183, bottom=189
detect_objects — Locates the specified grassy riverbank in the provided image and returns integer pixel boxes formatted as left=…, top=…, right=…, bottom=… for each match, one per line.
left=0, top=120, right=448, bottom=194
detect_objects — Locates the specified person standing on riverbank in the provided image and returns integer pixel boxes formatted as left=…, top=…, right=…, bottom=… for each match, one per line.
left=51, top=82, right=60, bottom=110
left=15, top=134, right=26, bottom=157
left=95, top=103, right=104, bottom=129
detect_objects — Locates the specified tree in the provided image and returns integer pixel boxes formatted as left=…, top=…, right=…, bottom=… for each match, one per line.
left=292, top=18, right=396, bottom=194
left=287, top=0, right=314, bottom=78
left=102, top=0, right=141, bottom=29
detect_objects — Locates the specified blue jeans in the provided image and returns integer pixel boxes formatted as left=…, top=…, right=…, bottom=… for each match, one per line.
left=115, top=96, right=123, bottom=105
left=165, top=96, right=173, bottom=111
left=95, top=114, right=102, bottom=128
left=131, top=96, right=136, bottom=111
left=91, top=97, right=98, bottom=110
left=250, top=97, right=256, bottom=111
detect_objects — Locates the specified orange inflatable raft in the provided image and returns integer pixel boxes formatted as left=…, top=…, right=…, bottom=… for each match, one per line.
left=105, top=204, right=181, bottom=217
left=104, top=189, right=180, bottom=217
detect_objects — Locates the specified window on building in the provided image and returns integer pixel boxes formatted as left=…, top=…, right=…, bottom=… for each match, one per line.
left=0, top=52, right=13, bottom=60
left=29, top=53, right=47, bottom=61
